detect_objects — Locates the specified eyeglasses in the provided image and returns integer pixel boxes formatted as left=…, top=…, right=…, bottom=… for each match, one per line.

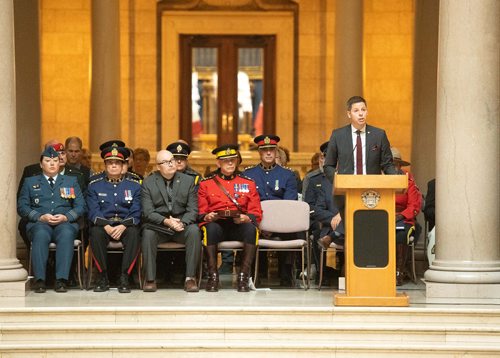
left=157, top=160, right=175, bottom=166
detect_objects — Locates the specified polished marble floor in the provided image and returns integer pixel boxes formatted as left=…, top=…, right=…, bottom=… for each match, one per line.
left=2, top=275, right=499, bottom=310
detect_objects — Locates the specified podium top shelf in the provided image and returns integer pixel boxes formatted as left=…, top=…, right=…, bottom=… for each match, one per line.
left=334, top=174, right=407, bottom=191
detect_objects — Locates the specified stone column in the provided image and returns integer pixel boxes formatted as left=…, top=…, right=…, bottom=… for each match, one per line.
left=0, top=0, right=28, bottom=296
left=89, top=0, right=121, bottom=152
left=425, top=0, right=500, bottom=302
left=333, top=0, right=363, bottom=126
left=411, top=0, right=439, bottom=192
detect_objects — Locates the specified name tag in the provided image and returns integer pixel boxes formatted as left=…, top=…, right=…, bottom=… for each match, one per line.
left=98, top=193, right=107, bottom=197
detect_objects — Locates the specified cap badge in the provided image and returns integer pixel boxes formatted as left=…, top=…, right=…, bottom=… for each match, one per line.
left=111, top=142, right=118, bottom=148
left=176, top=144, right=182, bottom=153
left=111, top=148, right=118, bottom=156
left=225, top=148, right=231, bottom=155
left=264, top=136, right=270, bottom=144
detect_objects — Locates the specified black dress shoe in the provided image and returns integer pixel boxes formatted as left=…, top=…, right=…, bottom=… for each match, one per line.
left=93, top=274, right=109, bottom=292
left=54, top=279, right=68, bottom=293
left=33, top=279, right=46, bottom=293
left=118, top=274, right=131, bottom=293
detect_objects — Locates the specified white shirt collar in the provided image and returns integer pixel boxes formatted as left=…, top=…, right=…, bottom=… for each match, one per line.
left=351, top=124, right=366, bottom=133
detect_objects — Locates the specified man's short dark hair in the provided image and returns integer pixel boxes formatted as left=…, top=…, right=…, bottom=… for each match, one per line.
left=65, top=136, right=83, bottom=149
left=346, top=96, right=367, bottom=111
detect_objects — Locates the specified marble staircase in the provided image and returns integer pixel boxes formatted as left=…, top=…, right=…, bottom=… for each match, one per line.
left=1, top=300, right=500, bottom=357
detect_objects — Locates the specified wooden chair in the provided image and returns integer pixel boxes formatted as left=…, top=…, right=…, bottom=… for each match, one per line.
left=255, top=200, right=311, bottom=289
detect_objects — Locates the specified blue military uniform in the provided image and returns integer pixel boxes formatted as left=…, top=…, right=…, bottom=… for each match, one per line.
left=86, top=144, right=142, bottom=292
left=242, top=163, right=298, bottom=201
left=17, top=148, right=86, bottom=289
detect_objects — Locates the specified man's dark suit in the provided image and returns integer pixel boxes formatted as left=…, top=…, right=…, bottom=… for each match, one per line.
left=323, top=124, right=397, bottom=181
left=141, top=171, right=201, bottom=281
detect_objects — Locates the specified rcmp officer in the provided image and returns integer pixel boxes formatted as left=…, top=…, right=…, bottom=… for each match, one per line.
left=17, top=146, right=86, bottom=293
left=166, top=141, right=202, bottom=186
left=243, top=134, right=298, bottom=286
left=198, top=144, right=262, bottom=292
left=86, top=144, right=142, bottom=293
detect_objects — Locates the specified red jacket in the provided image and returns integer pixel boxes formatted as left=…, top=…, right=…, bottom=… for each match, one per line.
left=198, top=172, right=262, bottom=224
left=395, top=170, right=422, bottom=225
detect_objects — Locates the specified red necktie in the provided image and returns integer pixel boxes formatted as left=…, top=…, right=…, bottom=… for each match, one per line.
left=355, top=130, right=363, bottom=175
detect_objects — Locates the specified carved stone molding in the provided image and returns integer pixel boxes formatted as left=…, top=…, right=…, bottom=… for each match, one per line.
left=157, top=0, right=298, bottom=11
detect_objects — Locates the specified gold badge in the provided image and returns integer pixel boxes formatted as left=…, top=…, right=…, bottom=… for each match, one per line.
left=111, top=148, right=118, bottom=156
left=361, top=190, right=380, bottom=209
left=111, top=142, right=118, bottom=147
left=176, top=144, right=182, bottom=153
left=225, top=148, right=231, bottom=155
left=264, top=136, right=270, bottom=144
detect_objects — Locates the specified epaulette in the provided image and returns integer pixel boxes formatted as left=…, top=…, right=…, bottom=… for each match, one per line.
left=243, top=164, right=257, bottom=170
left=125, top=176, right=142, bottom=185
left=281, top=165, right=295, bottom=173
left=88, top=175, right=104, bottom=185
left=238, top=174, right=255, bottom=182
left=201, top=174, right=216, bottom=182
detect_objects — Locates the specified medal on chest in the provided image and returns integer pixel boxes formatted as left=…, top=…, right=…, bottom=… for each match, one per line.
left=60, top=187, right=75, bottom=199
left=124, top=189, right=133, bottom=201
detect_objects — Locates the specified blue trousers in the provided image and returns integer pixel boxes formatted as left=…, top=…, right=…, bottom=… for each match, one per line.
left=28, top=222, right=77, bottom=281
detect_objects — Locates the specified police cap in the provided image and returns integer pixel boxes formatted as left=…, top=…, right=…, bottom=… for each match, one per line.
left=212, top=144, right=239, bottom=159
left=166, top=141, right=191, bottom=158
left=254, top=134, right=280, bottom=149
left=100, top=146, right=127, bottom=162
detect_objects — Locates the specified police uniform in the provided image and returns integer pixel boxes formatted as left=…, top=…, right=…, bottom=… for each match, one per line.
left=17, top=146, right=86, bottom=292
left=86, top=145, right=142, bottom=292
left=198, top=144, right=262, bottom=292
left=242, top=135, right=298, bottom=201
left=166, top=141, right=202, bottom=186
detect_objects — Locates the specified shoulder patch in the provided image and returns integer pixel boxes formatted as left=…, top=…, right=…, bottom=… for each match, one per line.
left=281, top=165, right=295, bottom=173
left=238, top=174, right=255, bottom=182
left=125, top=176, right=142, bottom=185
left=89, top=176, right=104, bottom=185
left=201, top=174, right=216, bottom=182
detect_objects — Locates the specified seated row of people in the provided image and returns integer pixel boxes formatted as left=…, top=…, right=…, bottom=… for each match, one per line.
left=17, top=134, right=303, bottom=294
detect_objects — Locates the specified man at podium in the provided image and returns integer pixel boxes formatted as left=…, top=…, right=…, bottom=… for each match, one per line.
left=323, top=96, right=397, bottom=181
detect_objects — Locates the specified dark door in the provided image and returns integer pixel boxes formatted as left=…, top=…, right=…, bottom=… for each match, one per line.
left=180, top=35, right=276, bottom=149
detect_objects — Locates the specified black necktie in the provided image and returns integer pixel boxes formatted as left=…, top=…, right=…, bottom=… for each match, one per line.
left=48, top=177, right=55, bottom=188
left=355, top=130, right=363, bottom=175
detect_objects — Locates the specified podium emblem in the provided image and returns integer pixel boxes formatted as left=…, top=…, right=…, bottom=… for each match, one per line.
left=361, top=190, right=380, bottom=208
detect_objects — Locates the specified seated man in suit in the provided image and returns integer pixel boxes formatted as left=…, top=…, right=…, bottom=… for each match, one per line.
left=87, top=144, right=142, bottom=293
left=198, top=144, right=262, bottom=292
left=17, top=146, right=86, bottom=293
left=305, top=142, right=344, bottom=283
left=141, top=150, right=201, bottom=292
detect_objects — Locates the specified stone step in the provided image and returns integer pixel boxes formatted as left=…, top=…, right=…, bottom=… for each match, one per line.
left=1, top=322, right=499, bottom=344
left=1, top=306, right=499, bottom=325
left=0, top=341, right=499, bottom=357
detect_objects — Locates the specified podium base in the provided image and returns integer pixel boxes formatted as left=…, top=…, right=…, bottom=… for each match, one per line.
left=334, top=292, right=409, bottom=307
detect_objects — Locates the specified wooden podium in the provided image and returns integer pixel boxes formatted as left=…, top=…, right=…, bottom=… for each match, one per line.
left=334, top=174, right=409, bottom=307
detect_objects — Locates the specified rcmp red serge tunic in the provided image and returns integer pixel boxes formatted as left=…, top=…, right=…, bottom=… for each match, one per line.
left=198, top=173, right=262, bottom=224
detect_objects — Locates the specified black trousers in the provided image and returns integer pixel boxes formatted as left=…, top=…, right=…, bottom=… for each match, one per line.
left=202, top=220, right=258, bottom=246
left=89, top=225, right=140, bottom=275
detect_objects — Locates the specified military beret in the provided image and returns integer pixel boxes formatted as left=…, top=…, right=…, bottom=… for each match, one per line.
left=254, top=134, right=280, bottom=149
left=51, top=143, right=65, bottom=152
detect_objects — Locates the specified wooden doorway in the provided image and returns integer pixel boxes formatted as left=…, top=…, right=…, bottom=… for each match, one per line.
left=179, top=35, right=276, bottom=150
